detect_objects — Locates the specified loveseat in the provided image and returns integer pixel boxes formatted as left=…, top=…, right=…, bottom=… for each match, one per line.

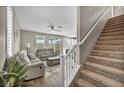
left=17, top=50, right=45, bottom=80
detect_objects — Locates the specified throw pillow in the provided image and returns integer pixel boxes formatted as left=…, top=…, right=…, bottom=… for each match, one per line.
left=28, top=53, right=36, bottom=60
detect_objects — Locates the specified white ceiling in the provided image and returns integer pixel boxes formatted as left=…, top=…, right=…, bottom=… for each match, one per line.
left=14, top=6, right=77, bottom=37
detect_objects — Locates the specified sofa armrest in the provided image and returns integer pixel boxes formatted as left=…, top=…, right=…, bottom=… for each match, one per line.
left=25, top=62, right=45, bottom=80
left=27, top=62, right=44, bottom=68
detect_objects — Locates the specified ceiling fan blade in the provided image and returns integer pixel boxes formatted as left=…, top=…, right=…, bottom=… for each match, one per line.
left=54, top=29, right=61, bottom=32
left=58, top=26, right=62, bottom=28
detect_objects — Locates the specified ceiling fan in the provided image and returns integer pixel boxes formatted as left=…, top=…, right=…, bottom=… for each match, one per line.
left=46, top=19, right=62, bottom=32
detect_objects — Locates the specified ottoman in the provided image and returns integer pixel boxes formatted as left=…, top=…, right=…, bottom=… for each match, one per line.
left=47, top=56, right=60, bottom=67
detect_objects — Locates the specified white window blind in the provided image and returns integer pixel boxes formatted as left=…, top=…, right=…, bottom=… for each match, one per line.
left=7, top=7, right=13, bottom=57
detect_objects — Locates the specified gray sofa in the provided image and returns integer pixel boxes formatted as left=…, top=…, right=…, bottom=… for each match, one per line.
left=36, top=48, right=58, bottom=61
left=17, top=50, right=45, bottom=80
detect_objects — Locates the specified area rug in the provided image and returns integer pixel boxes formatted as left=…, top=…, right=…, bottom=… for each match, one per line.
left=44, top=62, right=60, bottom=77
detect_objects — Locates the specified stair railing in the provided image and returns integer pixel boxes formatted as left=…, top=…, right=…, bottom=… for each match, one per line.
left=60, top=7, right=110, bottom=87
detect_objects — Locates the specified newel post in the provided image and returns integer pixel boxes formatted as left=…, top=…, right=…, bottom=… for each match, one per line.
left=60, top=54, right=65, bottom=87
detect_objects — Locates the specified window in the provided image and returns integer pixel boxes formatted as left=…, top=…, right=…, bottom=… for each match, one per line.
left=48, top=39, right=56, bottom=44
left=48, top=38, right=60, bottom=45
left=56, top=39, right=61, bottom=44
left=7, top=7, right=13, bottom=57
left=36, top=36, right=45, bottom=44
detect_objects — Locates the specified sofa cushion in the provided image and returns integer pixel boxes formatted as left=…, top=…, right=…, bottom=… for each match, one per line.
left=31, top=59, right=40, bottom=63
left=18, top=53, right=31, bottom=64
left=21, top=49, right=27, bottom=55
left=28, top=53, right=36, bottom=60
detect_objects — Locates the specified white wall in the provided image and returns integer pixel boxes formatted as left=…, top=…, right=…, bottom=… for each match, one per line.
left=13, top=7, right=21, bottom=54
left=78, top=6, right=112, bottom=65
left=114, top=6, right=124, bottom=16
left=20, top=30, right=64, bottom=53
left=0, top=7, right=6, bottom=72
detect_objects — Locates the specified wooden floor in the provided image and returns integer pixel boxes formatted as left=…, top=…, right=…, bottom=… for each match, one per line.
left=25, top=72, right=62, bottom=87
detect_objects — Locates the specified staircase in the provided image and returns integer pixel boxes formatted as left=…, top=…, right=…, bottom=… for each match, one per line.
left=74, top=14, right=124, bottom=87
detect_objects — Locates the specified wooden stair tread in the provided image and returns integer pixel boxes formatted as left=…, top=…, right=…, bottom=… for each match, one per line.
left=101, top=31, right=124, bottom=36
left=91, top=50, right=124, bottom=60
left=95, top=45, right=124, bottom=47
left=74, top=78, right=95, bottom=87
left=94, top=45, right=124, bottom=52
left=80, top=70, right=124, bottom=87
left=92, top=50, right=124, bottom=54
left=96, top=40, right=124, bottom=45
left=85, top=62, right=124, bottom=75
left=88, top=55, right=124, bottom=63
left=106, top=22, right=124, bottom=27
left=103, top=27, right=124, bottom=32
left=97, top=40, right=124, bottom=42
left=100, top=34, right=124, bottom=37
left=107, top=20, right=124, bottom=25
left=108, top=20, right=124, bottom=24
left=102, top=30, right=124, bottom=34
left=104, top=24, right=124, bottom=30
left=99, top=35, right=124, bottom=41
left=73, top=14, right=124, bottom=87
left=108, top=18, right=124, bottom=22
left=88, top=55, right=124, bottom=70
left=106, top=21, right=124, bottom=27
left=94, top=45, right=124, bottom=48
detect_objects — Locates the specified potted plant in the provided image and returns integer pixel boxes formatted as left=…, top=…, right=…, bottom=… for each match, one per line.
left=0, top=56, right=28, bottom=87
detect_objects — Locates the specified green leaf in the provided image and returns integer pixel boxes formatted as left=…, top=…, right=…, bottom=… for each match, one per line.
left=1, top=56, right=28, bottom=87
